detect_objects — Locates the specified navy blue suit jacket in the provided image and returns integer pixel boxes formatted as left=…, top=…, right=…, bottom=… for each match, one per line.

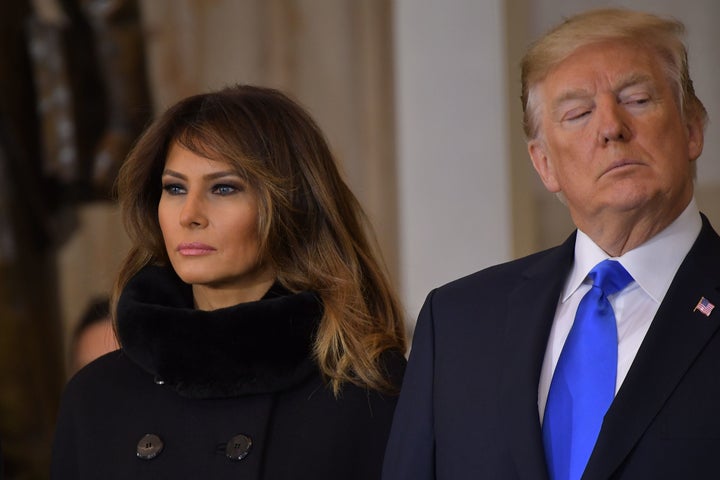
left=383, top=215, right=720, bottom=479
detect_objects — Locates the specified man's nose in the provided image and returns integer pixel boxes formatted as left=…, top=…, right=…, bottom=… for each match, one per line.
left=596, top=100, right=631, bottom=145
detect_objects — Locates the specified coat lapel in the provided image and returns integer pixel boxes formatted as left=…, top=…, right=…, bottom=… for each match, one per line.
left=500, top=234, right=576, bottom=480
left=585, top=217, right=720, bottom=480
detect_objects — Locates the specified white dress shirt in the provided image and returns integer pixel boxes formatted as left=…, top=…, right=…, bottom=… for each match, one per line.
left=538, top=199, right=702, bottom=422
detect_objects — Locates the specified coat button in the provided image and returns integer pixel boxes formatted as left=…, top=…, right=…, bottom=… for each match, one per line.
left=136, top=433, right=164, bottom=460
left=225, top=434, right=252, bottom=460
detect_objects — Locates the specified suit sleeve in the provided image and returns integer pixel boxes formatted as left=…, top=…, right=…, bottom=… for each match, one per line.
left=382, top=290, right=437, bottom=480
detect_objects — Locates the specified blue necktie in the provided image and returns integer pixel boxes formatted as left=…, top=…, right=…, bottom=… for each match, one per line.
left=543, top=259, right=634, bottom=480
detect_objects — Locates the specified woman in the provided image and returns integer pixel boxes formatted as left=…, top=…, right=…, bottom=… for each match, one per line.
left=51, top=85, right=407, bottom=479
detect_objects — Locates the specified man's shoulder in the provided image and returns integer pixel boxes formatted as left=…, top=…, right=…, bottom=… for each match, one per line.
left=436, top=244, right=567, bottom=295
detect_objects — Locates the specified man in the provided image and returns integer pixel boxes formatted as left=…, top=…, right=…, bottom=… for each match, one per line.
left=383, top=8, right=718, bottom=480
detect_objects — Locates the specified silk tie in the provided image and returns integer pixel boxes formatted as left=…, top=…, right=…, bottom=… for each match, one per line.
left=543, top=259, right=634, bottom=480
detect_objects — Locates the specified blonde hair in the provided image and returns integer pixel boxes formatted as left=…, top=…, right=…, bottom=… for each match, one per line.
left=521, top=8, right=708, bottom=140
left=113, top=85, right=406, bottom=394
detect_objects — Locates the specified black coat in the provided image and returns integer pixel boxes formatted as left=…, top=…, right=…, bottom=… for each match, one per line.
left=51, top=266, right=405, bottom=479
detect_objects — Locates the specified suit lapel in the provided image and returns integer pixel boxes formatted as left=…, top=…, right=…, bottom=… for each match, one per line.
left=500, top=234, right=575, bottom=480
left=585, top=217, right=720, bottom=480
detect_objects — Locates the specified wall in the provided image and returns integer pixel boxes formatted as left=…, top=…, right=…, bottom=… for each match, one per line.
left=394, top=0, right=513, bottom=320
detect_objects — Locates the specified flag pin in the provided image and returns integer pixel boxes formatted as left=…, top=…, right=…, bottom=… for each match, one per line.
left=694, top=297, right=715, bottom=317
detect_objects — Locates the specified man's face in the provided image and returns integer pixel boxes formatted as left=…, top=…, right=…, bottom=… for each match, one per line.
left=528, top=40, right=703, bottom=232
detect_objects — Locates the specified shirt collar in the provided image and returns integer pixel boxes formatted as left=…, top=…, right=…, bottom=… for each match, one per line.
left=562, top=199, right=702, bottom=303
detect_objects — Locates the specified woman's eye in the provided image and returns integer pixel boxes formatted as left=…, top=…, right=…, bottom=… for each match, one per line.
left=212, top=184, right=240, bottom=196
left=162, top=184, right=185, bottom=195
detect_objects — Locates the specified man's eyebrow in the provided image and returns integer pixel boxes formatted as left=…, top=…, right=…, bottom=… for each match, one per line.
left=613, top=72, right=654, bottom=93
left=550, top=88, right=593, bottom=117
left=552, top=88, right=592, bottom=108
left=550, top=72, right=655, bottom=113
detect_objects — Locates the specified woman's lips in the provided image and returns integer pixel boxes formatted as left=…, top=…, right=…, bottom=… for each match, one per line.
left=177, top=242, right=216, bottom=256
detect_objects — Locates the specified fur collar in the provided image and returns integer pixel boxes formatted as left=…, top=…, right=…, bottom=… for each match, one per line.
left=116, top=265, right=322, bottom=399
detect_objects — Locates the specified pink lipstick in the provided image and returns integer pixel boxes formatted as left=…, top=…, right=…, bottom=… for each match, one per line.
left=177, top=242, right=216, bottom=256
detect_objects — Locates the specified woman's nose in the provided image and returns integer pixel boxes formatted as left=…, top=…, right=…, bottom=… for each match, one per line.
left=179, top=193, right=208, bottom=228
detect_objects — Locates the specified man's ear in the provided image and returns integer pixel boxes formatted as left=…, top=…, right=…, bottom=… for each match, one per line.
left=686, top=114, right=704, bottom=162
left=528, top=139, right=561, bottom=193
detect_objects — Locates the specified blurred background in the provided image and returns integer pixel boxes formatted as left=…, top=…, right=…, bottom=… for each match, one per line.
left=0, top=0, right=717, bottom=477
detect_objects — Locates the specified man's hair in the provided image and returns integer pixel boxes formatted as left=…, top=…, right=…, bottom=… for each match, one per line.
left=520, top=8, right=708, bottom=140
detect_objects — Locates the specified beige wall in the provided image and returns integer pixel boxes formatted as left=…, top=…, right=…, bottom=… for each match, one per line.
left=394, top=0, right=513, bottom=319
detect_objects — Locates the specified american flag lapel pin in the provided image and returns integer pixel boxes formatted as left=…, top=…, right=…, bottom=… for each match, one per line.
left=694, top=297, right=715, bottom=317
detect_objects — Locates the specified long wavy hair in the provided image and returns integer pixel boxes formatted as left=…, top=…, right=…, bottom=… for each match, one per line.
left=113, top=84, right=406, bottom=394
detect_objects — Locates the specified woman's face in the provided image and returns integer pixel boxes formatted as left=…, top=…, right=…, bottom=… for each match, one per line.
left=158, top=141, right=275, bottom=309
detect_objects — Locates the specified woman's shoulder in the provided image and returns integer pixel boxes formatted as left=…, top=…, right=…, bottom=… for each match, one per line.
left=376, top=347, right=407, bottom=391
left=264, top=354, right=404, bottom=478
left=63, top=349, right=151, bottom=402
left=295, top=348, right=406, bottom=414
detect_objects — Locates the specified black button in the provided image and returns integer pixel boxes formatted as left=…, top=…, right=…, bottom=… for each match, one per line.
left=136, top=433, right=164, bottom=460
left=225, top=434, right=252, bottom=460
